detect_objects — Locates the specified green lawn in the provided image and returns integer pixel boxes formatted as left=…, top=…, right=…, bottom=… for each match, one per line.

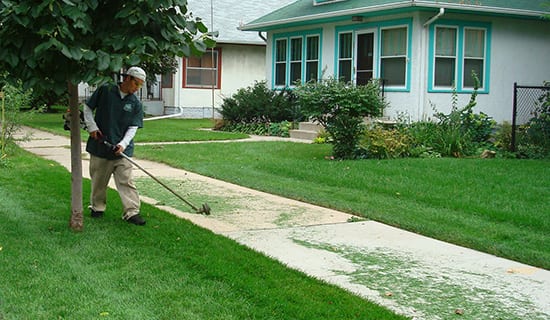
left=0, top=147, right=405, bottom=320
left=136, top=141, right=550, bottom=270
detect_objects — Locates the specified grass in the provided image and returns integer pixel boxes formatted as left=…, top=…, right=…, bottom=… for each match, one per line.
left=0, top=147, right=405, bottom=320
left=22, top=107, right=248, bottom=142
left=136, top=141, right=550, bottom=270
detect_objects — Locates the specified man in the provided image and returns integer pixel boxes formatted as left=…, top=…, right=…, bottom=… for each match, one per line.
left=83, top=66, right=147, bottom=225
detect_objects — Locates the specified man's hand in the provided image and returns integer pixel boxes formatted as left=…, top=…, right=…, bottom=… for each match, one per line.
left=90, top=130, right=103, bottom=141
left=114, top=144, right=125, bottom=156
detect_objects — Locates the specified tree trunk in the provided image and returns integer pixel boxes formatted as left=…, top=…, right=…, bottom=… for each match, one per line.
left=68, top=82, right=84, bottom=231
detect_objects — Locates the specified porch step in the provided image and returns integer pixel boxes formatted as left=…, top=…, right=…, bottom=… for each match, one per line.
left=289, top=122, right=323, bottom=141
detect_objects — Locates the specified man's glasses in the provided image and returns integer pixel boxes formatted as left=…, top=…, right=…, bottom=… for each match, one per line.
left=132, top=77, right=144, bottom=88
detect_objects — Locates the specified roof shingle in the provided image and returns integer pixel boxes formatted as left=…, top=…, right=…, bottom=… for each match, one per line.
left=186, top=0, right=296, bottom=44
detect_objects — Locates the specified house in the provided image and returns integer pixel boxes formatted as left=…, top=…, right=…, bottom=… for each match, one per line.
left=240, top=0, right=550, bottom=123
left=154, top=0, right=297, bottom=118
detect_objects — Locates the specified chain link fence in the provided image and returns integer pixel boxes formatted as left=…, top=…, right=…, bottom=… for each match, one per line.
left=511, top=83, right=550, bottom=152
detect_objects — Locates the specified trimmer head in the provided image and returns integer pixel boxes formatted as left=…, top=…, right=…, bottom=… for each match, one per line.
left=101, top=140, right=212, bottom=217
left=198, top=203, right=211, bottom=215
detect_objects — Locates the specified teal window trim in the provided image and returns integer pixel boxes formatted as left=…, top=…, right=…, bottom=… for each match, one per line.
left=428, top=20, right=491, bottom=94
left=334, top=18, right=412, bottom=92
left=272, top=29, right=323, bottom=89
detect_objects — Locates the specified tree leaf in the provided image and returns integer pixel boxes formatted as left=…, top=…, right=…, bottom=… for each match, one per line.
left=70, top=47, right=83, bottom=60
left=34, top=40, right=54, bottom=55
left=109, top=55, right=123, bottom=71
left=127, top=54, right=141, bottom=66
left=82, top=50, right=96, bottom=61
left=96, top=51, right=110, bottom=70
left=6, top=53, right=19, bottom=68
left=61, top=45, right=72, bottom=59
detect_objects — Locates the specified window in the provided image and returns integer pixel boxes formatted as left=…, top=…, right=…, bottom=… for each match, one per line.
left=183, top=48, right=221, bottom=88
left=161, top=72, right=173, bottom=88
left=273, top=31, right=321, bottom=87
left=336, top=20, right=411, bottom=90
left=290, top=37, right=303, bottom=84
left=306, top=36, right=319, bottom=82
left=434, top=26, right=457, bottom=87
left=463, top=28, right=486, bottom=88
left=429, top=21, right=490, bottom=92
left=338, top=32, right=353, bottom=82
left=275, top=39, right=287, bottom=86
left=381, top=27, right=408, bottom=86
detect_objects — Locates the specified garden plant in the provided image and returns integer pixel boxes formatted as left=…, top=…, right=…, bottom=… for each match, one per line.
left=293, top=78, right=386, bottom=159
left=360, top=75, right=498, bottom=159
left=217, top=81, right=302, bottom=137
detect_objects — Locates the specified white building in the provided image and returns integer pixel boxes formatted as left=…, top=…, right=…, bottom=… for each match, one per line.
left=240, top=0, right=550, bottom=123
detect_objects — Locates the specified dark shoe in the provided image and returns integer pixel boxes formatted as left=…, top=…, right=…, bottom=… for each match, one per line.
left=126, top=214, right=146, bottom=226
left=90, top=209, right=104, bottom=218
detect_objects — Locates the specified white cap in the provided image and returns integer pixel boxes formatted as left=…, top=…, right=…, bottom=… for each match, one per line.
left=126, top=66, right=146, bottom=82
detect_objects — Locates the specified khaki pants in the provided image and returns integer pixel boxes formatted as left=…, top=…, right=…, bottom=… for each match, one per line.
left=89, top=155, right=140, bottom=219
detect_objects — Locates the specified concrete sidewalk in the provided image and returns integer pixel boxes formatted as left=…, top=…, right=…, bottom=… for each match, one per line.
left=15, top=127, right=550, bottom=320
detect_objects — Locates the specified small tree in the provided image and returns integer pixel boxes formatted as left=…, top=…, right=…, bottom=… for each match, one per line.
left=0, top=0, right=216, bottom=230
left=294, top=78, right=386, bottom=159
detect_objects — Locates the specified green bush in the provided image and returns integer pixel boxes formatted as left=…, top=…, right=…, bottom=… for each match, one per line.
left=1, top=81, right=33, bottom=163
left=294, top=78, right=386, bottom=159
left=218, top=81, right=302, bottom=124
left=358, top=125, right=412, bottom=159
left=218, top=120, right=293, bottom=137
left=361, top=73, right=497, bottom=159
left=493, top=121, right=512, bottom=151
left=411, top=74, right=496, bottom=157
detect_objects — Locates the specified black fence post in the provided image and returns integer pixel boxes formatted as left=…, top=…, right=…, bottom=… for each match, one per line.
left=511, top=82, right=518, bottom=152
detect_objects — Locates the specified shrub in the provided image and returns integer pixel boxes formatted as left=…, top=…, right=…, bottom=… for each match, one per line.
left=218, top=81, right=302, bottom=124
left=358, top=125, right=412, bottom=159
left=493, top=121, right=513, bottom=151
left=218, top=121, right=293, bottom=137
left=1, top=80, right=33, bottom=163
left=293, top=78, right=386, bottom=159
left=418, top=73, right=496, bottom=157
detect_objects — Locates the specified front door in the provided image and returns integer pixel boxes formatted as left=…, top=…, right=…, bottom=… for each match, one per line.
left=355, top=31, right=375, bottom=85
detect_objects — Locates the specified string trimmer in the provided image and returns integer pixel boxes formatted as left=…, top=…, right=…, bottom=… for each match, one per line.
left=102, top=140, right=211, bottom=215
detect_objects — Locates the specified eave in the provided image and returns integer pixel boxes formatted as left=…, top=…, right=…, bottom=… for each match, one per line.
left=240, top=0, right=549, bottom=32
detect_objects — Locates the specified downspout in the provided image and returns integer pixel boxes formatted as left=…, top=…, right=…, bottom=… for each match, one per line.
left=424, top=7, right=445, bottom=28
left=258, top=31, right=267, bottom=42
left=418, top=8, right=445, bottom=120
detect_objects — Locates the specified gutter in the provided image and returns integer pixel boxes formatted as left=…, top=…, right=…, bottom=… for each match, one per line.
left=413, top=0, right=547, bottom=18
left=241, top=1, right=548, bottom=31
left=240, top=1, right=413, bottom=31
